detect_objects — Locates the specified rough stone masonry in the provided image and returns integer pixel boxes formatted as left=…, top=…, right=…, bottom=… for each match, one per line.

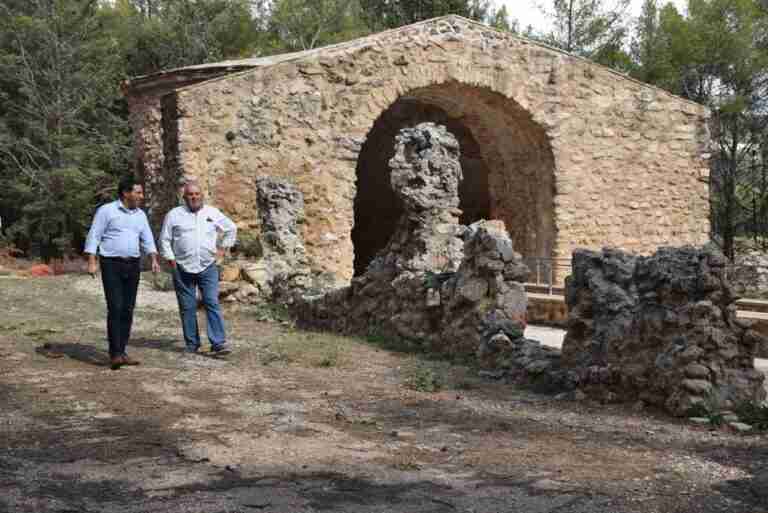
left=561, top=246, right=766, bottom=415
left=297, top=123, right=533, bottom=361
left=123, top=15, right=711, bottom=283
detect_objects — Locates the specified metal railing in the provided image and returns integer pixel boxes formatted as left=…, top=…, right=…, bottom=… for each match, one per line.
left=521, top=259, right=768, bottom=297
left=522, top=257, right=572, bottom=295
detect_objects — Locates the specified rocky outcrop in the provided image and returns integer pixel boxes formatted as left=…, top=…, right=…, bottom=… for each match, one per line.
left=369, top=124, right=466, bottom=275
left=562, top=246, right=766, bottom=416
left=297, top=123, right=538, bottom=364
left=216, top=177, right=338, bottom=304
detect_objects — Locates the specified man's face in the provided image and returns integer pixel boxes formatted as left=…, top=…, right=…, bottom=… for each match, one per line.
left=122, top=185, right=144, bottom=210
left=184, top=185, right=203, bottom=212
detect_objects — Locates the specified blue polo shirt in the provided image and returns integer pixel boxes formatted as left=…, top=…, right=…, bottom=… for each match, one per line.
left=84, top=200, right=157, bottom=257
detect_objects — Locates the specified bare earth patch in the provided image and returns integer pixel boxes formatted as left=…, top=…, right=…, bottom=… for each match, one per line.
left=1, top=275, right=766, bottom=513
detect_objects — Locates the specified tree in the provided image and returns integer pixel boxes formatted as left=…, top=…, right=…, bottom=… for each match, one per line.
left=358, top=0, right=491, bottom=31
left=631, top=0, right=666, bottom=83
left=0, top=0, right=128, bottom=256
left=632, top=0, right=768, bottom=258
left=695, top=0, right=768, bottom=258
left=267, top=0, right=368, bottom=52
left=488, top=4, right=519, bottom=33
left=540, top=0, right=631, bottom=63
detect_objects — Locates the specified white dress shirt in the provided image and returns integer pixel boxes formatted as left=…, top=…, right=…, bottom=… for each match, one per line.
left=160, top=204, right=237, bottom=274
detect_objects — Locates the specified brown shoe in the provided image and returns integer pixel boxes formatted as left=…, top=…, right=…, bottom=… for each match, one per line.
left=121, top=355, right=140, bottom=366
left=110, top=356, right=124, bottom=370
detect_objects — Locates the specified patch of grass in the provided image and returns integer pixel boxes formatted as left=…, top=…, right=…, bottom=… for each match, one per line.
left=684, top=389, right=729, bottom=427
left=0, top=323, right=23, bottom=333
left=149, top=272, right=174, bottom=292
left=259, top=331, right=348, bottom=369
left=391, top=453, right=422, bottom=471
left=23, top=328, right=60, bottom=340
left=315, top=346, right=340, bottom=368
left=402, top=359, right=444, bottom=393
left=364, top=329, right=423, bottom=355
left=393, top=460, right=422, bottom=471
left=253, top=302, right=291, bottom=323
left=260, top=348, right=292, bottom=366
left=735, top=402, right=768, bottom=431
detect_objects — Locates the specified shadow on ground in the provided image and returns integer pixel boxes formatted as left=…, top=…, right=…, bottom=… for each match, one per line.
left=35, top=343, right=109, bottom=367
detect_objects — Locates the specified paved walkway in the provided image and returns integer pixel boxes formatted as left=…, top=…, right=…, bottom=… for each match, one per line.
left=525, top=325, right=768, bottom=374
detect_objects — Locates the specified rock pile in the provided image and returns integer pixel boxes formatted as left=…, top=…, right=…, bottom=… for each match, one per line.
left=297, top=123, right=550, bottom=367
left=562, top=246, right=766, bottom=415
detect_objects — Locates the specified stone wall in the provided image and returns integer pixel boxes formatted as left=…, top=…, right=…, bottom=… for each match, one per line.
left=561, top=246, right=766, bottom=415
left=126, top=92, right=167, bottom=230
left=730, top=250, right=768, bottom=299
left=127, top=15, right=710, bottom=283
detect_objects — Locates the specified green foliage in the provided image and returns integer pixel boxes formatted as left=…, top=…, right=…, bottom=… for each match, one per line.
left=0, top=0, right=129, bottom=257
left=402, top=359, right=444, bottom=392
left=359, top=0, right=491, bottom=30
left=540, top=0, right=631, bottom=66
left=629, top=0, right=768, bottom=259
left=252, top=302, right=292, bottom=323
left=735, top=401, right=768, bottom=431
left=315, top=346, right=340, bottom=367
left=234, top=230, right=264, bottom=258
left=0, top=0, right=267, bottom=257
left=422, top=270, right=453, bottom=289
left=267, top=0, right=369, bottom=52
left=488, top=5, right=517, bottom=33
left=0, top=0, right=765, bottom=262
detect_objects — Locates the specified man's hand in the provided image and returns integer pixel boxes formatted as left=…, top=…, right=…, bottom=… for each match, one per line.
left=151, top=255, right=160, bottom=274
left=216, top=248, right=225, bottom=261
left=87, top=255, right=98, bottom=278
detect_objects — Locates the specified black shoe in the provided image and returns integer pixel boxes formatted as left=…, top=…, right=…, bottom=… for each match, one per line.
left=210, top=344, right=232, bottom=356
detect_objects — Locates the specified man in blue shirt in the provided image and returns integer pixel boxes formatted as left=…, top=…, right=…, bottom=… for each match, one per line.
left=84, top=176, right=160, bottom=370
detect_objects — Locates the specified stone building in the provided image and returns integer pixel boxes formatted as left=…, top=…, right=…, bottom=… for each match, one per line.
left=123, top=15, right=711, bottom=283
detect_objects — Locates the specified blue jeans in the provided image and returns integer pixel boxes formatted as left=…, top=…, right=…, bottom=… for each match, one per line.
left=172, top=263, right=227, bottom=351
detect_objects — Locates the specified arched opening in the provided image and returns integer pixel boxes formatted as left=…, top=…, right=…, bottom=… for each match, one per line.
left=352, top=82, right=556, bottom=276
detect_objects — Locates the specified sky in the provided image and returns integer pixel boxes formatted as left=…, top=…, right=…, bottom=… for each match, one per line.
left=497, top=0, right=689, bottom=33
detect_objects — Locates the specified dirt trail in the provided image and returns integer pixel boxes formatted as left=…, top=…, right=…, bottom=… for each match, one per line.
left=1, top=275, right=766, bottom=513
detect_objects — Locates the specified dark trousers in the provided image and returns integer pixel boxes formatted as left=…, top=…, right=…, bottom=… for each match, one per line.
left=99, top=257, right=141, bottom=357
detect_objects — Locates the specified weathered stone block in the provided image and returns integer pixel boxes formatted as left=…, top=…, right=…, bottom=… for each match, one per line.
left=562, top=245, right=766, bottom=416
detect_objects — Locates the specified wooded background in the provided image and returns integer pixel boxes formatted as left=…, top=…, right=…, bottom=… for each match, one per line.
left=0, top=0, right=766, bottom=260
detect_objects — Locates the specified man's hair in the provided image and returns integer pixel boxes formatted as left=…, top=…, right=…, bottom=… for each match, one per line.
left=183, top=181, right=202, bottom=193
left=117, top=176, right=141, bottom=198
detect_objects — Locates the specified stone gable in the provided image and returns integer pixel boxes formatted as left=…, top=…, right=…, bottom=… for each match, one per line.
left=124, top=15, right=711, bottom=282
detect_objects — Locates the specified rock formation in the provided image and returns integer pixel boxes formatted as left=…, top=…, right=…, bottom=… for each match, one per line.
left=562, top=246, right=766, bottom=415
left=221, top=176, right=337, bottom=304
left=297, top=123, right=537, bottom=363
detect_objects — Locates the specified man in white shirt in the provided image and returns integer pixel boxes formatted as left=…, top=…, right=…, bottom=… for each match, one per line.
left=160, top=182, right=237, bottom=355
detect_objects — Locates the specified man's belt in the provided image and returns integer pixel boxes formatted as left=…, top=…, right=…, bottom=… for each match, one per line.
left=100, top=256, right=140, bottom=262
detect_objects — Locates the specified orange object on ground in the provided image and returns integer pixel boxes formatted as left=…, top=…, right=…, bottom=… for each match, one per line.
left=28, top=264, right=53, bottom=277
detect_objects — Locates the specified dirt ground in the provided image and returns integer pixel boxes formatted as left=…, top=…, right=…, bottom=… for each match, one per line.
left=1, top=274, right=767, bottom=513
